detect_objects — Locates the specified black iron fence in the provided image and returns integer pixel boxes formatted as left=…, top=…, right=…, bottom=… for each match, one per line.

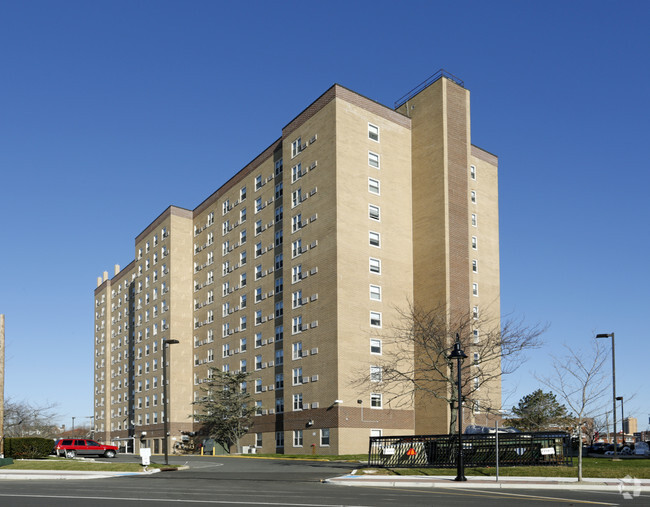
left=368, top=432, right=572, bottom=468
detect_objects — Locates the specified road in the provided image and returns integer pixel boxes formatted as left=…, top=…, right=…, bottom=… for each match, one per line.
left=0, top=454, right=645, bottom=506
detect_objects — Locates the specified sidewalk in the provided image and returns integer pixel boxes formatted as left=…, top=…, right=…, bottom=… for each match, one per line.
left=325, top=472, right=650, bottom=493
left=0, top=469, right=160, bottom=480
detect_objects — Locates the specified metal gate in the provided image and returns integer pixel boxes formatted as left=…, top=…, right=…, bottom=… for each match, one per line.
left=368, top=432, right=571, bottom=468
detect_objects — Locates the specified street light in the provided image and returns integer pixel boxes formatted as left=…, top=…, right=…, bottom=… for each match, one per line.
left=71, top=416, right=76, bottom=435
left=596, top=332, right=617, bottom=459
left=616, top=396, right=624, bottom=444
left=448, top=334, right=468, bottom=482
left=162, top=338, right=179, bottom=465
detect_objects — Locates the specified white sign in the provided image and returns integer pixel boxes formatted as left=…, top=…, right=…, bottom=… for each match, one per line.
left=381, top=447, right=395, bottom=455
left=540, top=447, right=555, bottom=455
left=140, top=447, right=151, bottom=466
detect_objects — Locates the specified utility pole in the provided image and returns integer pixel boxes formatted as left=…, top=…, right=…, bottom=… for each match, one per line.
left=0, top=315, right=5, bottom=458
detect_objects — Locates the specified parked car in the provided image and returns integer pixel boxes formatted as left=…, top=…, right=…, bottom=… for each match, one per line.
left=54, top=439, right=118, bottom=458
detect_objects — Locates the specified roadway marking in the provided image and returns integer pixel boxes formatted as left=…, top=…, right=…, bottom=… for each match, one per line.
left=369, top=486, right=618, bottom=505
left=0, top=494, right=369, bottom=507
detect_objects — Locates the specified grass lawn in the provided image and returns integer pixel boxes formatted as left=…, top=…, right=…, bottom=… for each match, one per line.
left=359, top=457, right=650, bottom=479
left=1, top=458, right=178, bottom=473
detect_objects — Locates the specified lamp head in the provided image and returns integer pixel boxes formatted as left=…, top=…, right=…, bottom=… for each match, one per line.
left=448, top=337, right=467, bottom=360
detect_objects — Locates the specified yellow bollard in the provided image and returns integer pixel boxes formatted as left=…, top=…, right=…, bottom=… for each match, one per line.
left=201, top=446, right=204, bottom=456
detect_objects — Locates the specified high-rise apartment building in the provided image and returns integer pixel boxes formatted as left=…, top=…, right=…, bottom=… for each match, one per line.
left=93, top=71, right=500, bottom=455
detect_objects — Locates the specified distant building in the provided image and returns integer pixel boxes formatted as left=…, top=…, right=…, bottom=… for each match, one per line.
left=93, top=71, right=501, bottom=454
left=624, top=417, right=638, bottom=435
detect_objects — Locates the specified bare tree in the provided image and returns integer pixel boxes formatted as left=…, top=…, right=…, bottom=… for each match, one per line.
left=537, top=341, right=608, bottom=482
left=352, top=302, right=545, bottom=433
left=3, top=398, right=59, bottom=438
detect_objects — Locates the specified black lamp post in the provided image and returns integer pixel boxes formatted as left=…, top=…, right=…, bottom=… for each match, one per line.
left=162, top=338, right=179, bottom=465
left=448, top=335, right=468, bottom=482
left=616, top=396, right=624, bottom=444
left=596, top=332, right=616, bottom=458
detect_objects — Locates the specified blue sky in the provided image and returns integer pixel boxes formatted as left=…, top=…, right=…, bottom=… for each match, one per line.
left=1, top=1, right=648, bottom=431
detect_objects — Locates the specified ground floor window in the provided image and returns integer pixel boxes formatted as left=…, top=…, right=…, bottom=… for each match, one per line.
left=293, top=430, right=303, bottom=447
left=320, top=428, right=330, bottom=446
left=275, top=431, right=284, bottom=448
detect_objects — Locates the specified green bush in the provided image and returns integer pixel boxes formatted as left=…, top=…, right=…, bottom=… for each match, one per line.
left=5, top=437, right=55, bottom=459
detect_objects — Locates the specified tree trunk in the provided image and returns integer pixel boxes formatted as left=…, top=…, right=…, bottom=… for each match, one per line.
left=577, top=424, right=583, bottom=482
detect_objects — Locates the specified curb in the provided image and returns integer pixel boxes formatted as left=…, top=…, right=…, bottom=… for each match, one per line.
left=324, top=474, right=650, bottom=493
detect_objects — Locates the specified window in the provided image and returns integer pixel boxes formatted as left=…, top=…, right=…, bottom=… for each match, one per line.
left=370, top=338, right=382, bottom=355
left=292, top=367, right=303, bottom=385
left=255, top=400, right=263, bottom=415
left=292, top=265, right=302, bottom=283
left=255, top=332, right=262, bottom=348
left=275, top=277, right=283, bottom=294
left=471, top=213, right=477, bottom=227
left=255, top=287, right=262, bottom=303
left=240, top=229, right=247, bottom=243
left=240, top=337, right=247, bottom=351
left=275, top=158, right=283, bottom=175
left=292, top=214, right=302, bottom=233
left=275, top=230, right=283, bottom=247
left=240, top=316, right=247, bottom=330
left=275, top=398, right=284, bottom=413
left=240, top=250, right=247, bottom=265
left=470, top=165, right=476, bottom=180
left=256, top=433, right=263, bottom=448
left=291, top=137, right=301, bottom=158
left=275, top=325, right=283, bottom=342
left=472, top=259, right=478, bottom=273
left=472, top=329, right=480, bottom=344
left=255, top=378, right=263, bottom=393
left=473, top=306, right=479, bottom=319
left=223, top=200, right=230, bottom=215
left=474, top=376, right=480, bottom=390
left=291, top=163, right=301, bottom=183
left=368, top=151, right=380, bottom=168
left=368, top=177, right=380, bottom=195
left=471, top=190, right=476, bottom=204
left=275, top=254, right=283, bottom=270
left=472, top=283, right=479, bottom=296
left=255, top=264, right=262, bottom=280
left=370, top=311, right=382, bottom=328
left=293, top=394, right=303, bottom=411
left=275, top=182, right=283, bottom=199
left=370, top=365, right=383, bottom=382
left=255, top=355, right=262, bottom=370
left=291, top=188, right=301, bottom=208
left=292, top=341, right=303, bottom=359
left=275, top=373, right=284, bottom=389
left=240, top=294, right=247, bottom=308
left=293, top=429, right=303, bottom=447
left=472, top=236, right=477, bottom=250
left=292, top=316, right=302, bottom=334
left=369, top=285, right=381, bottom=301
left=240, top=207, right=247, bottom=222
left=368, top=123, right=379, bottom=142
left=240, top=186, right=247, bottom=200
left=255, top=310, right=262, bottom=324
left=255, top=197, right=263, bottom=213
left=275, top=301, right=283, bottom=317
left=275, top=206, right=283, bottom=223
left=276, top=431, right=284, bottom=448
left=320, top=428, right=330, bottom=446
left=275, top=349, right=284, bottom=365
left=255, top=175, right=263, bottom=191
left=292, top=239, right=302, bottom=258
left=370, top=393, right=382, bottom=408
left=473, top=352, right=480, bottom=365
left=292, top=290, right=302, bottom=308
left=369, top=257, right=381, bottom=274
left=222, top=343, right=230, bottom=358
left=368, top=204, right=380, bottom=221
left=255, top=241, right=262, bottom=257
left=369, top=231, right=380, bottom=247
